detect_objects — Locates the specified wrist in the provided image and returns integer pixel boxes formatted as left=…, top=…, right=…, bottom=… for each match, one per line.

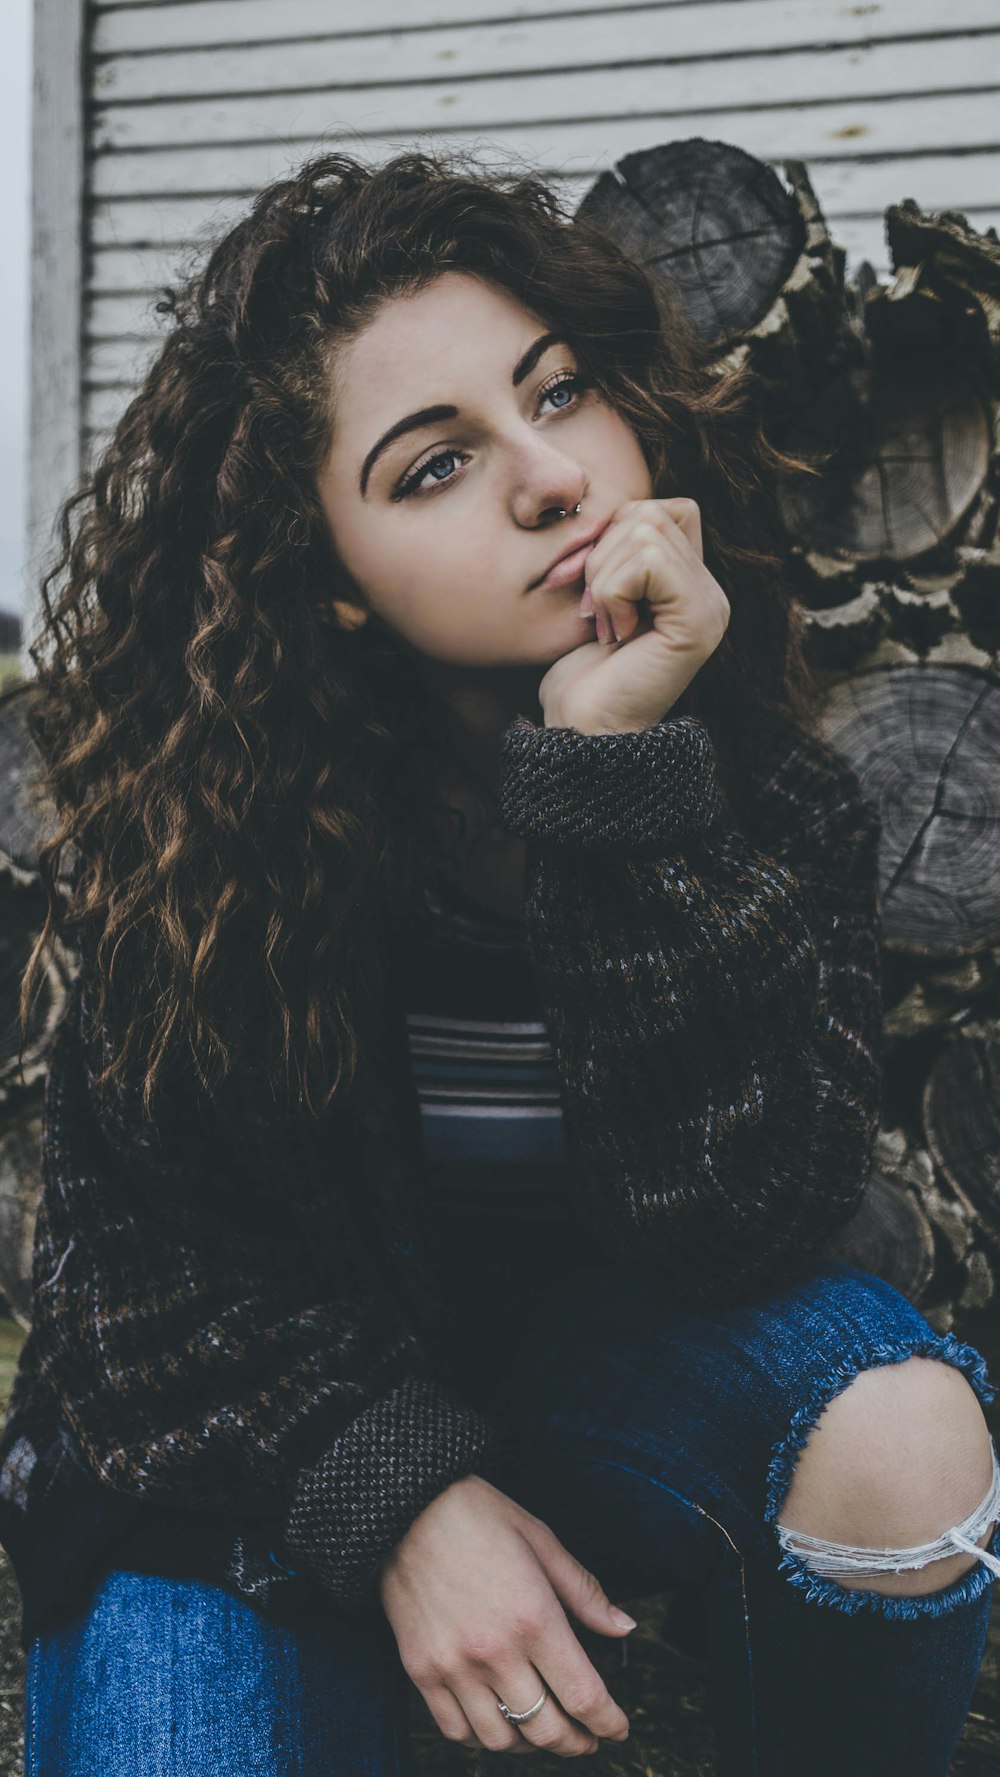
left=498, top=710, right=724, bottom=853
left=543, top=713, right=669, bottom=736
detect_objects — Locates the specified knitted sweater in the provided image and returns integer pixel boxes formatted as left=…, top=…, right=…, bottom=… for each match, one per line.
left=0, top=709, right=883, bottom=1639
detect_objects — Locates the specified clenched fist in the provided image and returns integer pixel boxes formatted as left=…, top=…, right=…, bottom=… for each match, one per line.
left=538, top=496, right=730, bottom=736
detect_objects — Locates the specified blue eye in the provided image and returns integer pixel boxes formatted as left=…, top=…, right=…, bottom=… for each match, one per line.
left=542, top=377, right=578, bottom=412
left=397, top=450, right=463, bottom=499
left=392, top=372, right=593, bottom=501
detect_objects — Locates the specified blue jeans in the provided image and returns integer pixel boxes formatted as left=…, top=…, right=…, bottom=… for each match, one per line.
left=25, top=1260, right=1000, bottom=1775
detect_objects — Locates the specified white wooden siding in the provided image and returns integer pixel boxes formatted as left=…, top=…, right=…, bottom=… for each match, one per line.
left=66, top=2, right=1000, bottom=488
left=25, top=0, right=85, bottom=668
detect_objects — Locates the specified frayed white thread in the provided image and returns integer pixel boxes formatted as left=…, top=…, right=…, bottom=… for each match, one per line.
left=776, top=1434, right=1000, bottom=1580
left=39, top=1238, right=76, bottom=1291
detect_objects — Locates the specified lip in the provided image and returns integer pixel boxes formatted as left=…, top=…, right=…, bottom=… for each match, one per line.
left=530, top=517, right=611, bottom=590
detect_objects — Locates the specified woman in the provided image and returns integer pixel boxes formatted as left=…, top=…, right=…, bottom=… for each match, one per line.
left=2, top=147, right=998, bottom=1776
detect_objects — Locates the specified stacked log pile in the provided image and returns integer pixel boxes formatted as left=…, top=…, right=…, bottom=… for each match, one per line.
left=579, top=138, right=1000, bottom=1331
left=0, top=683, right=79, bottom=1329
left=2, top=139, right=999, bottom=1335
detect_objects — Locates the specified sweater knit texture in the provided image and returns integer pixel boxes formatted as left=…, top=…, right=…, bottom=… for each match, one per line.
left=0, top=709, right=883, bottom=1636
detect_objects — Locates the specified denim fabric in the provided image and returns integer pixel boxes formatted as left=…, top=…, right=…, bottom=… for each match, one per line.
left=24, top=1570, right=416, bottom=1777
left=25, top=1259, right=999, bottom=1776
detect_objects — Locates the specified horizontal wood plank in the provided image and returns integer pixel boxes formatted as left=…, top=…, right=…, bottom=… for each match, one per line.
left=81, top=194, right=1000, bottom=350
left=87, top=123, right=1000, bottom=219
left=93, top=0, right=701, bottom=40
left=91, top=0, right=1000, bottom=69
left=92, top=47, right=1000, bottom=155
left=81, top=2, right=1000, bottom=450
left=80, top=203, right=1000, bottom=419
left=91, top=91, right=1000, bottom=190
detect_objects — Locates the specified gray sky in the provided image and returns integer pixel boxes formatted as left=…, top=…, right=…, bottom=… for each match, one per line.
left=1, top=0, right=30, bottom=627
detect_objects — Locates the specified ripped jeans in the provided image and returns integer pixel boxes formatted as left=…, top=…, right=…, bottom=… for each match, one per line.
left=478, top=1258, right=1000, bottom=1776
left=24, top=1260, right=1000, bottom=1776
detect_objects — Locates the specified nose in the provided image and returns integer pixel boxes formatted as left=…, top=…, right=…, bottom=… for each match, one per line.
left=538, top=499, right=581, bottom=525
left=516, top=467, right=587, bottom=532
left=503, top=415, right=588, bottom=532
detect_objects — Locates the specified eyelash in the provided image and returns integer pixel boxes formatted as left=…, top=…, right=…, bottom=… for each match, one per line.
left=391, top=370, right=595, bottom=502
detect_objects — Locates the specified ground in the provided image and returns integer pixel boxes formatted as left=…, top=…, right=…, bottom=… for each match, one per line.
left=1, top=1305, right=998, bottom=1774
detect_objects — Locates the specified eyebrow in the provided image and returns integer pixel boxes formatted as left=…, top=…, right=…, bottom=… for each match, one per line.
left=358, top=330, right=573, bottom=497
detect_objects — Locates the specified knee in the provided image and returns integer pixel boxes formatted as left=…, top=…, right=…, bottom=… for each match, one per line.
left=774, top=1355, right=998, bottom=1596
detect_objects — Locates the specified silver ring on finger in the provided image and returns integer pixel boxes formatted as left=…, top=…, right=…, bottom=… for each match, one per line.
left=497, top=1686, right=549, bottom=1724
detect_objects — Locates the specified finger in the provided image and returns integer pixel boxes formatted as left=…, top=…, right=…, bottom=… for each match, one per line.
left=479, top=1663, right=599, bottom=1759
left=587, top=517, right=689, bottom=642
left=658, top=496, right=704, bottom=560
left=587, top=501, right=699, bottom=580
left=589, top=541, right=674, bottom=644
left=518, top=1516, right=635, bottom=1648
left=578, top=505, right=649, bottom=600
left=532, top=1625, right=631, bottom=1744
left=517, top=1533, right=632, bottom=1742
left=455, top=1668, right=566, bottom=1757
left=582, top=513, right=659, bottom=588
left=419, top=1684, right=534, bottom=1755
left=583, top=532, right=647, bottom=643
left=413, top=1678, right=485, bottom=1753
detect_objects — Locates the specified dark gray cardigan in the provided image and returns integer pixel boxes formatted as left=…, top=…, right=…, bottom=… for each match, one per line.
left=0, top=710, right=883, bottom=1642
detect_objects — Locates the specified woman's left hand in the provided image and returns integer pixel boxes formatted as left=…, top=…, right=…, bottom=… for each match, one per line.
left=537, top=497, right=731, bottom=736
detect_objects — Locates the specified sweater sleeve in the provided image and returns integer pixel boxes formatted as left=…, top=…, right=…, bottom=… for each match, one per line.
left=27, top=967, right=499, bottom=1611
left=495, top=711, right=884, bottom=1312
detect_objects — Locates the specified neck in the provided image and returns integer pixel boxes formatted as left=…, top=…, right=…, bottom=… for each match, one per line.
left=417, top=659, right=545, bottom=803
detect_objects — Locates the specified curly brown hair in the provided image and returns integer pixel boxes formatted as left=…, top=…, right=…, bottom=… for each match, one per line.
left=20, top=144, right=824, bottom=1136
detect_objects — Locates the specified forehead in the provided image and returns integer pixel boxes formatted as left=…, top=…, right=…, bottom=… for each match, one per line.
left=337, top=272, right=545, bottom=386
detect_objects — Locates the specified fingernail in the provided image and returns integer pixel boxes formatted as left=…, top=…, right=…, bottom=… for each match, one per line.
left=579, top=584, right=594, bottom=616
left=610, top=1607, right=637, bottom=1630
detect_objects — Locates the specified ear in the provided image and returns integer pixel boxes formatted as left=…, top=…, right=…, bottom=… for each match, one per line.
left=327, top=597, right=370, bottom=632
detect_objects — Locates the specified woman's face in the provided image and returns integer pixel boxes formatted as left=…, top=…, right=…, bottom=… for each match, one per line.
left=316, top=270, right=654, bottom=669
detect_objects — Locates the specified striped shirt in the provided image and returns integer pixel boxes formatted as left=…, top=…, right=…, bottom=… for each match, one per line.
left=402, top=874, right=572, bottom=1228
left=396, top=871, right=604, bottom=1399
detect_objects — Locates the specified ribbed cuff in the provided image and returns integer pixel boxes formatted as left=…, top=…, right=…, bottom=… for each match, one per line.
left=497, top=713, right=724, bottom=853
left=282, top=1377, right=499, bottom=1610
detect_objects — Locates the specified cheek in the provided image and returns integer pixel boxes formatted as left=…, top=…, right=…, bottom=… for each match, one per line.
left=374, top=564, right=506, bottom=661
left=327, top=519, right=424, bottom=624
left=601, top=412, right=654, bottom=491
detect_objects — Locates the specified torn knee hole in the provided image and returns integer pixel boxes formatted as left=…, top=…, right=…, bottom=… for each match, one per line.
left=762, top=1335, right=1000, bottom=1613
left=774, top=1353, right=996, bottom=1555
left=775, top=1439, right=1000, bottom=1587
